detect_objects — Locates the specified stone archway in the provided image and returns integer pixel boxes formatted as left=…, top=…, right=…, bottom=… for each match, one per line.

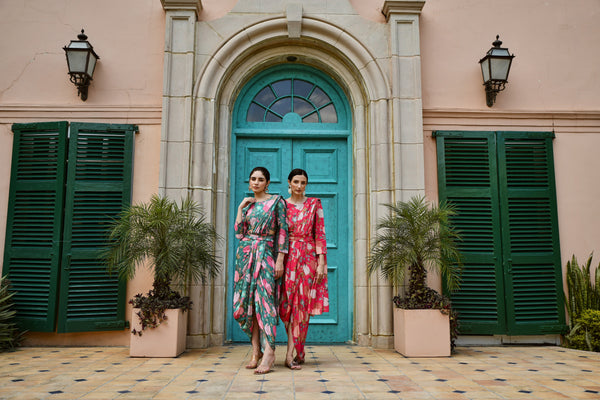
left=159, top=2, right=426, bottom=348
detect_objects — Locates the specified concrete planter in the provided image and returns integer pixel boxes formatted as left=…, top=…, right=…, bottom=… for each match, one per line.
left=130, top=308, right=187, bottom=357
left=393, top=308, right=450, bottom=357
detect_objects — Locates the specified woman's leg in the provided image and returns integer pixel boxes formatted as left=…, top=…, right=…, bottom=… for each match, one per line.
left=245, top=317, right=263, bottom=369
left=285, top=322, right=301, bottom=369
left=285, top=322, right=294, bottom=361
left=294, top=314, right=309, bottom=364
left=255, top=332, right=276, bottom=374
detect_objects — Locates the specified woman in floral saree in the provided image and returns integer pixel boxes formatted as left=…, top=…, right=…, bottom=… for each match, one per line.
left=279, top=169, right=328, bottom=370
left=233, top=166, right=288, bottom=374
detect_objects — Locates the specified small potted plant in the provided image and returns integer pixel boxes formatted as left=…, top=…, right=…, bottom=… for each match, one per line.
left=368, top=196, right=462, bottom=357
left=104, top=194, right=221, bottom=357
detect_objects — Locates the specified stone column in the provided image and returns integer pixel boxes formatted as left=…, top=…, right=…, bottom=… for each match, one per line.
left=366, top=98, right=395, bottom=348
left=159, top=0, right=200, bottom=200
left=383, top=0, right=426, bottom=202
left=366, top=0, right=425, bottom=348
left=160, top=0, right=215, bottom=347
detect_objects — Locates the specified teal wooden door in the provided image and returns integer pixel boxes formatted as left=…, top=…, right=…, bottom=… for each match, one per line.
left=227, top=65, right=352, bottom=344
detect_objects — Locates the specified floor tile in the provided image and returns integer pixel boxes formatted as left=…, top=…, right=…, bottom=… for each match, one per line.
left=1, top=345, right=599, bottom=399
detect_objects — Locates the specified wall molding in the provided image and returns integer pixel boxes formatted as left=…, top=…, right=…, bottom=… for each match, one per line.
left=423, top=109, right=600, bottom=133
left=424, top=108, right=600, bottom=119
left=0, top=105, right=162, bottom=125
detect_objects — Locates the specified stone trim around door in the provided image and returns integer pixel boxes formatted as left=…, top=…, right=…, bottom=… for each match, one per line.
left=159, top=3, right=426, bottom=348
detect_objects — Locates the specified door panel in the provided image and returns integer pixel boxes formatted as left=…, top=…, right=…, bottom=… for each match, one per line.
left=497, top=133, right=565, bottom=334
left=293, top=139, right=348, bottom=342
left=4, top=122, right=68, bottom=332
left=436, top=133, right=506, bottom=334
left=237, top=138, right=292, bottom=198
left=57, top=123, right=134, bottom=333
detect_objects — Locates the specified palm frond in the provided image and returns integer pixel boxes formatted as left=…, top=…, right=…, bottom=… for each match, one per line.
left=0, top=276, right=24, bottom=352
left=368, top=196, right=463, bottom=296
left=102, top=194, right=222, bottom=298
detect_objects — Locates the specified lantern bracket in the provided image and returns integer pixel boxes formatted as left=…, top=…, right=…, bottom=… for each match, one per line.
left=479, top=35, right=514, bottom=107
left=63, top=29, right=99, bottom=101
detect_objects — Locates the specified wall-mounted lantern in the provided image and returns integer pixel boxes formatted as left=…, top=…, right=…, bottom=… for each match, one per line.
left=63, top=29, right=99, bottom=101
left=479, top=35, right=515, bottom=107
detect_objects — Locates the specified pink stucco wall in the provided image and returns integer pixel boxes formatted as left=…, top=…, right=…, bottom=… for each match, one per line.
left=420, top=0, right=600, bottom=111
left=553, top=133, right=600, bottom=263
left=1, top=0, right=599, bottom=345
left=0, top=1, right=165, bottom=105
left=0, top=0, right=164, bottom=345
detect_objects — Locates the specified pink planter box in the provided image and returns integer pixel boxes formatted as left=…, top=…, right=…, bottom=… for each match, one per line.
left=129, top=308, right=188, bottom=357
left=393, top=308, right=451, bottom=357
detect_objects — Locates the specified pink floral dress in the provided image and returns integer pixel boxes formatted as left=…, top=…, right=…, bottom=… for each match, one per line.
left=233, top=195, right=288, bottom=349
left=279, top=197, right=328, bottom=362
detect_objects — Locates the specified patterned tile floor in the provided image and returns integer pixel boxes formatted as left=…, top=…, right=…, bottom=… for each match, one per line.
left=0, top=345, right=599, bottom=399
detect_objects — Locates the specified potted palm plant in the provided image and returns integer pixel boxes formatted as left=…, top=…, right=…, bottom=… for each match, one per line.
left=368, top=196, right=462, bottom=357
left=104, top=194, right=221, bottom=357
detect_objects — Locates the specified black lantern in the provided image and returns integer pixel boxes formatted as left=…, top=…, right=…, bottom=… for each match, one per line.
left=479, top=35, right=515, bottom=107
left=63, top=29, right=99, bottom=101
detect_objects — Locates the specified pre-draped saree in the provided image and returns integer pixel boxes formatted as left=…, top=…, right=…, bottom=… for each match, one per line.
left=233, top=195, right=288, bottom=349
left=279, top=197, right=328, bottom=362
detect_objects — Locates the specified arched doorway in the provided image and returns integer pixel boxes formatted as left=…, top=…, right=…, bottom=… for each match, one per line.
left=226, top=64, right=353, bottom=344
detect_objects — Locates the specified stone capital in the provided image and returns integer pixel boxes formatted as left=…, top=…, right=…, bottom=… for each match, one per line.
left=382, top=0, right=425, bottom=21
left=160, top=0, right=202, bottom=17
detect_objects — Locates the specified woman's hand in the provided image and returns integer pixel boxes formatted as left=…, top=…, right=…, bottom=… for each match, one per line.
left=274, top=257, right=284, bottom=279
left=316, top=259, right=327, bottom=283
left=235, top=197, right=255, bottom=225
left=238, top=197, right=255, bottom=210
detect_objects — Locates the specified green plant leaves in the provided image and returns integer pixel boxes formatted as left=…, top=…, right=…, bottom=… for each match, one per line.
left=564, top=254, right=600, bottom=327
left=102, top=194, right=222, bottom=334
left=563, top=254, right=600, bottom=351
left=103, top=194, right=222, bottom=290
left=565, top=309, right=600, bottom=352
left=367, top=196, right=463, bottom=294
left=0, top=276, right=25, bottom=352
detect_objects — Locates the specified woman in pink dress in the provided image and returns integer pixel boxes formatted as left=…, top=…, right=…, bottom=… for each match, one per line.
left=279, top=168, right=329, bottom=370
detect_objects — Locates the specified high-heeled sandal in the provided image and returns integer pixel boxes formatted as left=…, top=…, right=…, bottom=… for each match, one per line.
left=245, top=351, right=263, bottom=369
left=285, top=357, right=301, bottom=370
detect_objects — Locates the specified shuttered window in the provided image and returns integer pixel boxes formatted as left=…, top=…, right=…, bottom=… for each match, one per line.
left=434, top=131, right=566, bottom=335
left=3, top=122, right=136, bottom=333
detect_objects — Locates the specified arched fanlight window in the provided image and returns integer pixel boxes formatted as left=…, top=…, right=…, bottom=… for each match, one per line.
left=246, top=78, right=338, bottom=123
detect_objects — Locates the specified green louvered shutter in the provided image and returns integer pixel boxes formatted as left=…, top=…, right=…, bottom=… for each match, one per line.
left=497, top=132, right=565, bottom=334
left=434, top=131, right=506, bottom=334
left=3, top=122, right=68, bottom=331
left=435, top=130, right=565, bottom=336
left=56, top=122, right=136, bottom=332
